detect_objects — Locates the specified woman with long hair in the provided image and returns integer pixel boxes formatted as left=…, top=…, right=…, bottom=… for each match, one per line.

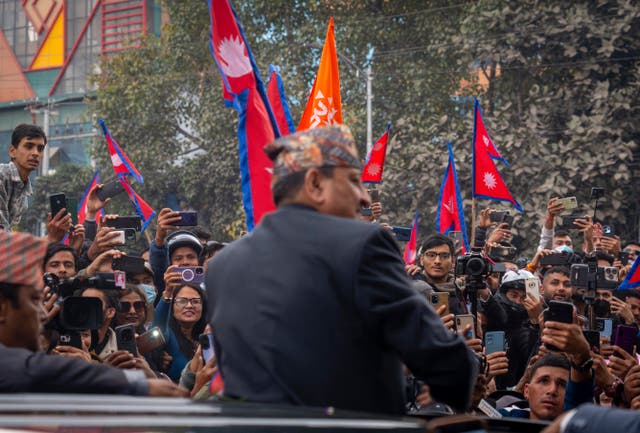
left=153, top=283, right=207, bottom=381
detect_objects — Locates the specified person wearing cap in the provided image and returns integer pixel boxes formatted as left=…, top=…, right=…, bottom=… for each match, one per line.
left=149, top=219, right=203, bottom=300
left=0, top=230, right=187, bottom=396
left=206, top=125, right=478, bottom=415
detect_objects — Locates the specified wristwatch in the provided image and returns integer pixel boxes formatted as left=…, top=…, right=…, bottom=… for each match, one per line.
left=571, top=356, right=594, bottom=373
left=603, top=376, right=624, bottom=398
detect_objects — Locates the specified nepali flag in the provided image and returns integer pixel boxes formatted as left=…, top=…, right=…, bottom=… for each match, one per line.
left=208, top=0, right=278, bottom=231
left=403, top=210, right=419, bottom=265
left=361, top=124, right=391, bottom=184
left=472, top=103, right=523, bottom=212
left=298, top=18, right=342, bottom=130
left=436, top=143, right=470, bottom=253
left=98, top=119, right=144, bottom=184
left=266, top=65, right=295, bottom=136
left=78, top=170, right=104, bottom=224
left=473, top=98, right=509, bottom=165
left=617, top=256, right=640, bottom=291
left=118, top=176, right=156, bottom=232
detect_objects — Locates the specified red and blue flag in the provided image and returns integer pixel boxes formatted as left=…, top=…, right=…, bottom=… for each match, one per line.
left=473, top=98, right=508, bottom=166
left=266, top=65, right=295, bottom=137
left=436, top=143, right=469, bottom=253
left=118, top=176, right=156, bottom=232
left=361, top=124, right=391, bottom=184
left=617, top=256, right=640, bottom=291
left=208, top=0, right=278, bottom=231
left=98, top=119, right=144, bottom=184
left=472, top=101, right=522, bottom=212
left=403, top=210, right=419, bottom=265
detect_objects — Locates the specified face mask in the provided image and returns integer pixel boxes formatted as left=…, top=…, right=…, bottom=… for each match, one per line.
left=554, top=245, right=573, bottom=254
left=139, top=284, right=157, bottom=305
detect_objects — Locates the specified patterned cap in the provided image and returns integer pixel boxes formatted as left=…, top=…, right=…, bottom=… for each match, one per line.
left=0, top=231, right=47, bottom=288
left=264, top=125, right=361, bottom=180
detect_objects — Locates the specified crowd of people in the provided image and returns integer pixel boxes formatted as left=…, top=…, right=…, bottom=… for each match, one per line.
left=1, top=123, right=639, bottom=432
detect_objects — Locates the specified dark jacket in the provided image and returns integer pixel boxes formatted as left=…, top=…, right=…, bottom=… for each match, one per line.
left=206, top=204, right=478, bottom=415
left=0, top=343, right=147, bottom=394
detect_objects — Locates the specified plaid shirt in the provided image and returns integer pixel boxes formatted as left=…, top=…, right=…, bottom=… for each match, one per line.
left=0, top=161, right=32, bottom=230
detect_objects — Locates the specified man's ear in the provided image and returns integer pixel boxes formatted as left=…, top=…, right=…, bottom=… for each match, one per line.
left=523, top=382, right=529, bottom=400
left=302, top=168, right=325, bottom=205
left=8, top=145, right=16, bottom=160
left=105, top=307, right=116, bottom=322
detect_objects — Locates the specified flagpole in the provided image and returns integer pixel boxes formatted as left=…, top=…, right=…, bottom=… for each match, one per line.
left=471, top=198, right=477, bottom=249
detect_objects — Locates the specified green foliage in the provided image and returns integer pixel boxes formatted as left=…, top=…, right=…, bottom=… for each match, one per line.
left=88, top=0, right=639, bottom=256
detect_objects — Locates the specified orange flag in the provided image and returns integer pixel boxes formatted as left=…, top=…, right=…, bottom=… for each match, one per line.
left=298, top=17, right=342, bottom=131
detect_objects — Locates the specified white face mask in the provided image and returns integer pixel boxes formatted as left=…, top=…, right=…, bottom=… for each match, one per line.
left=139, top=284, right=157, bottom=304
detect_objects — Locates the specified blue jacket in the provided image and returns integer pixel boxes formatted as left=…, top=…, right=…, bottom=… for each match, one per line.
left=152, top=299, right=189, bottom=381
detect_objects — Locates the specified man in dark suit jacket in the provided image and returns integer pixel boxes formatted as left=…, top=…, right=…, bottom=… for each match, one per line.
left=206, top=125, right=478, bottom=415
left=542, top=404, right=640, bottom=433
left=0, top=230, right=186, bottom=396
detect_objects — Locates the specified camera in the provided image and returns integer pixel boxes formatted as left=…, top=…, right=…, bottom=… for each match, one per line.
left=43, top=273, right=121, bottom=331
left=570, top=264, right=619, bottom=290
left=175, top=266, right=205, bottom=284
left=455, top=249, right=495, bottom=278
left=539, top=252, right=580, bottom=267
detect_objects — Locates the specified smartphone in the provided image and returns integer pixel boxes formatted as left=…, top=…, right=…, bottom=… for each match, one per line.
left=428, top=292, right=450, bottom=316
left=57, top=330, right=83, bottom=350
left=199, top=333, right=215, bottom=364
left=67, top=197, right=78, bottom=226
left=556, top=196, right=578, bottom=212
left=595, top=317, right=613, bottom=339
left=525, top=277, right=540, bottom=300
left=489, top=211, right=514, bottom=227
left=544, top=300, right=574, bottom=324
left=112, top=255, right=146, bottom=274
left=618, top=251, right=630, bottom=266
left=360, top=207, right=372, bottom=216
left=174, top=211, right=198, bottom=226
left=137, top=327, right=165, bottom=354
left=560, top=214, right=584, bottom=230
left=115, top=324, right=138, bottom=356
left=613, top=325, right=636, bottom=356
left=175, top=266, right=205, bottom=284
left=484, top=331, right=505, bottom=355
left=447, top=231, right=463, bottom=249
left=391, top=226, right=412, bottom=242
left=456, top=314, right=475, bottom=340
left=590, top=187, right=605, bottom=199
left=104, top=216, right=142, bottom=231
left=602, top=225, right=615, bottom=238
left=49, top=193, right=67, bottom=217
left=112, top=228, right=136, bottom=245
left=583, top=330, right=600, bottom=353
left=368, top=189, right=380, bottom=202
left=97, top=179, right=126, bottom=201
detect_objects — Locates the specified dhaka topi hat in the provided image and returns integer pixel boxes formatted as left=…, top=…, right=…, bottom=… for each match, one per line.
left=263, top=125, right=361, bottom=181
left=0, top=231, right=47, bottom=288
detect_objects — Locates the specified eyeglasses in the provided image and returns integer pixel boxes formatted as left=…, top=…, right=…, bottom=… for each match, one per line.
left=624, top=248, right=640, bottom=256
left=120, top=301, right=145, bottom=312
left=422, top=251, right=451, bottom=260
left=174, top=297, right=203, bottom=308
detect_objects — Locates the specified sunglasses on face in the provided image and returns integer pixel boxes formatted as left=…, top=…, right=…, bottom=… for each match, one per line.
left=120, top=301, right=146, bottom=312
left=174, top=297, right=203, bottom=308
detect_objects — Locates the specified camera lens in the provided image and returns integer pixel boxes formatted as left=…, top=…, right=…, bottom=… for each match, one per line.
left=181, top=269, right=195, bottom=282
left=467, top=257, right=486, bottom=276
left=195, top=267, right=204, bottom=275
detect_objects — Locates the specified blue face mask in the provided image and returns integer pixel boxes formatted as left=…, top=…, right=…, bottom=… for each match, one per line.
left=554, top=245, right=573, bottom=254
left=139, top=284, right=157, bottom=305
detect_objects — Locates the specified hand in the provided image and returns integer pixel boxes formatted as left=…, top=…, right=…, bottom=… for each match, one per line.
left=546, top=197, right=565, bottom=219
left=415, top=384, right=433, bottom=408
left=147, top=379, right=189, bottom=397
left=104, top=350, right=137, bottom=369
left=464, top=335, right=482, bottom=353
left=160, top=351, right=173, bottom=372
left=599, top=235, right=621, bottom=256
left=86, top=226, right=121, bottom=261
left=437, top=305, right=455, bottom=331
left=592, top=353, right=616, bottom=390
left=192, top=355, right=217, bottom=397
left=155, top=208, right=182, bottom=246
left=379, top=222, right=393, bottom=231
left=46, top=209, right=72, bottom=242
left=86, top=184, right=110, bottom=219
left=41, top=286, right=61, bottom=325
left=478, top=208, right=494, bottom=229
left=486, top=351, right=509, bottom=378
left=610, top=297, right=634, bottom=324
left=190, top=346, right=204, bottom=373
left=623, top=364, right=640, bottom=403
left=370, top=202, right=382, bottom=220
left=163, top=265, right=183, bottom=295
left=573, top=215, right=594, bottom=251
left=85, top=249, right=125, bottom=277
left=600, top=337, right=614, bottom=359
left=632, top=394, right=640, bottom=410
left=50, top=345, right=92, bottom=363
left=134, top=355, right=157, bottom=379
left=69, top=224, right=86, bottom=254
left=404, top=264, right=422, bottom=277
left=486, top=223, right=511, bottom=245
left=530, top=249, right=554, bottom=271
left=608, top=346, right=638, bottom=379
left=541, top=321, right=590, bottom=363
left=524, top=292, right=543, bottom=324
